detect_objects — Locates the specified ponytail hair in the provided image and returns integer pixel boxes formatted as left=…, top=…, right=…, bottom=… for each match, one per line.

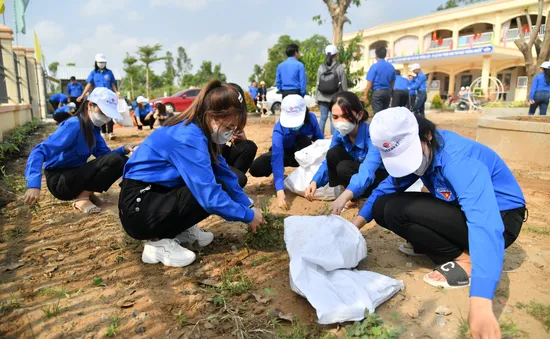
left=325, top=52, right=333, bottom=67
left=74, top=100, right=96, bottom=149
left=544, top=68, right=550, bottom=85
left=164, top=79, right=247, bottom=162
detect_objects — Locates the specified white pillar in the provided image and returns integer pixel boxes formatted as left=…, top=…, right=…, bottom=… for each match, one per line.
left=0, top=25, right=18, bottom=105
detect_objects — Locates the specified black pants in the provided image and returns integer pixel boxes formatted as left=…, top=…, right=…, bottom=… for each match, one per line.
left=408, top=94, right=417, bottom=110
left=249, top=135, right=311, bottom=177
left=45, top=152, right=127, bottom=201
left=326, top=146, right=389, bottom=200
left=222, top=140, right=258, bottom=188
left=69, top=97, right=82, bottom=111
left=119, top=178, right=211, bottom=240
left=372, top=192, right=526, bottom=265
left=281, top=89, right=302, bottom=99
left=135, top=115, right=155, bottom=130
left=371, top=89, right=391, bottom=114
left=53, top=112, right=71, bottom=124
left=101, top=119, right=114, bottom=134
left=392, top=90, right=409, bottom=108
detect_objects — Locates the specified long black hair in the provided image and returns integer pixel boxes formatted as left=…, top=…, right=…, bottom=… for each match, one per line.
left=416, top=114, right=442, bottom=157
left=329, top=91, right=369, bottom=123
left=325, top=52, right=334, bottom=67
left=544, top=68, right=550, bottom=85
left=74, top=100, right=96, bottom=149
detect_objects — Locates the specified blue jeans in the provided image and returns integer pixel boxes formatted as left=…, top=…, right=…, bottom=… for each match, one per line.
left=413, top=91, right=427, bottom=116
left=529, top=91, right=550, bottom=116
left=319, top=102, right=334, bottom=135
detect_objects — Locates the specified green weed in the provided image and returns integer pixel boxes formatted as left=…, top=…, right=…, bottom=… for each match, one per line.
left=37, top=287, right=70, bottom=298
left=105, top=317, right=120, bottom=337
left=6, top=225, right=26, bottom=239
left=249, top=254, right=272, bottom=266
left=0, top=294, right=22, bottom=313
left=516, top=300, right=550, bottom=329
left=458, top=318, right=523, bottom=338
left=41, top=299, right=62, bottom=318
left=246, top=200, right=285, bottom=251
left=212, top=294, right=226, bottom=308
left=524, top=227, right=550, bottom=236
left=174, top=311, right=189, bottom=327
left=219, top=267, right=253, bottom=296
left=92, top=276, right=105, bottom=287
left=345, top=313, right=400, bottom=339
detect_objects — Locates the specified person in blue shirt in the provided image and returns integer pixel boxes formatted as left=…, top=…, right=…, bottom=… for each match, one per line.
left=352, top=107, right=526, bottom=339
left=248, top=81, right=259, bottom=112
left=392, top=70, right=409, bottom=108
left=408, top=75, right=416, bottom=109
left=134, top=96, right=155, bottom=130
left=49, top=93, right=69, bottom=112
left=409, top=64, right=427, bottom=116
left=67, top=76, right=84, bottom=110
left=23, top=88, right=135, bottom=214
left=363, top=46, right=395, bottom=114
left=53, top=102, right=77, bottom=124
left=119, top=79, right=266, bottom=268
left=249, top=95, right=325, bottom=209
left=528, top=61, right=550, bottom=116
left=78, top=54, right=118, bottom=139
left=304, top=91, right=387, bottom=213
left=276, top=44, right=306, bottom=98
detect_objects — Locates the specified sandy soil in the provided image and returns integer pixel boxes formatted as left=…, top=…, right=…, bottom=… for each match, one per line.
left=0, top=112, right=549, bottom=338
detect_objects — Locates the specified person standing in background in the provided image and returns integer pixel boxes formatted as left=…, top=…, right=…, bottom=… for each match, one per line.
left=363, top=46, right=395, bottom=114
left=276, top=44, right=306, bottom=98
left=67, top=76, right=84, bottom=111
left=408, top=75, right=416, bottom=109
left=49, top=93, right=69, bottom=112
left=392, top=70, right=409, bottom=108
left=257, top=81, right=269, bottom=114
left=409, top=64, right=427, bottom=116
left=528, top=62, right=550, bottom=116
left=316, top=44, right=347, bottom=135
left=248, top=81, right=259, bottom=112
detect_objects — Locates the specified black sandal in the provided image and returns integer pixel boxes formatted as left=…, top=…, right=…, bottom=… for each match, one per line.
left=423, top=261, right=471, bottom=289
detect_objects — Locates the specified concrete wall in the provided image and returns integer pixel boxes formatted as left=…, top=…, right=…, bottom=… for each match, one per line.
left=477, top=116, right=550, bottom=166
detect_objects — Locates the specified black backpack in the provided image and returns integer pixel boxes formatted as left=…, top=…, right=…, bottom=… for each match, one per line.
left=318, top=63, right=340, bottom=95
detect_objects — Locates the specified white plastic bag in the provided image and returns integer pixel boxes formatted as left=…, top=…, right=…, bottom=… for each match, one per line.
left=405, top=178, right=424, bottom=192
left=284, top=215, right=404, bottom=324
left=284, top=140, right=341, bottom=201
left=114, top=99, right=134, bottom=127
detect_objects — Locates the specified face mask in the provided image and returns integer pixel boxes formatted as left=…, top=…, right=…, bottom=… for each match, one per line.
left=97, top=62, right=106, bottom=69
left=289, top=123, right=303, bottom=132
left=333, top=121, right=355, bottom=136
left=414, top=148, right=432, bottom=176
left=90, top=112, right=111, bottom=127
left=211, top=122, right=234, bottom=145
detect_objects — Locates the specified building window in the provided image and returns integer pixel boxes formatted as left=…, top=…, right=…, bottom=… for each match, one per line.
left=430, top=80, right=441, bottom=90
left=461, top=75, right=473, bottom=88
left=517, top=76, right=528, bottom=88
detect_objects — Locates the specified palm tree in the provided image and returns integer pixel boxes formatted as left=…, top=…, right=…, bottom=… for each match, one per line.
left=123, top=54, right=140, bottom=99
left=137, top=44, right=165, bottom=98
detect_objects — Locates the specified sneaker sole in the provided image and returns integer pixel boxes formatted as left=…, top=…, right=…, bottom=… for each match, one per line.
left=142, top=252, right=196, bottom=267
left=179, top=236, right=214, bottom=248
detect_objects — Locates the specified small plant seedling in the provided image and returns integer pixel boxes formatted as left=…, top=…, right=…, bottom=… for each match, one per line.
left=37, top=287, right=70, bottom=299
left=92, top=276, right=105, bottom=287
left=516, top=300, right=550, bottom=329
left=212, top=294, right=226, bottom=308
left=41, top=299, right=62, bottom=318
left=6, top=226, right=26, bottom=239
left=0, top=294, right=22, bottom=313
left=264, top=288, right=277, bottom=296
left=174, top=311, right=188, bottom=327
left=219, top=267, right=253, bottom=296
left=345, top=313, right=399, bottom=339
left=106, top=317, right=120, bottom=337
left=114, top=256, right=124, bottom=264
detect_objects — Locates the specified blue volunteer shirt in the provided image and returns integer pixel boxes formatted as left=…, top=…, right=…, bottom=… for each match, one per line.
left=54, top=105, right=71, bottom=114
left=529, top=73, right=550, bottom=100
left=50, top=93, right=68, bottom=104
left=276, top=57, right=306, bottom=96
left=408, top=79, right=416, bottom=96
left=135, top=103, right=153, bottom=118
left=25, top=117, right=126, bottom=189
left=272, top=112, right=324, bottom=191
left=123, top=121, right=254, bottom=223
left=67, top=82, right=84, bottom=97
left=312, top=122, right=383, bottom=197
left=366, top=59, right=396, bottom=90
left=248, top=86, right=258, bottom=99
left=86, top=69, right=116, bottom=88
left=359, top=130, right=525, bottom=300
left=410, top=71, right=427, bottom=92
left=394, top=76, right=409, bottom=91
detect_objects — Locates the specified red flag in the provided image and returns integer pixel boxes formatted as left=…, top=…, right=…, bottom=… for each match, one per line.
left=432, top=31, right=437, bottom=41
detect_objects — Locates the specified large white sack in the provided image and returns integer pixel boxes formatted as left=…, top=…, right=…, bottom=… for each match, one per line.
left=284, top=215, right=404, bottom=324
left=284, top=139, right=341, bottom=201
left=114, top=99, right=134, bottom=127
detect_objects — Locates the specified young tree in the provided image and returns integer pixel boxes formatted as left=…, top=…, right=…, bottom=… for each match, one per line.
left=248, top=64, right=264, bottom=83
left=48, top=61, right=59, bottom=77
left=313, top=0, right=361, bottom=45
left=137, top=44, right=166, bottom=98
left=514, top=0, right=550, bottom=101
left=176, top=46, right=193, bottom=84
left=123, top=53, right=141, bottom=99
left=163, top=51, right=176, bottom=86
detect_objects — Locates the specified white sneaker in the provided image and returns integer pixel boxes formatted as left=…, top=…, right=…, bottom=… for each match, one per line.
left=141, top=239, right=196, bottom=267
left=176, top=225, right=214, bottom=247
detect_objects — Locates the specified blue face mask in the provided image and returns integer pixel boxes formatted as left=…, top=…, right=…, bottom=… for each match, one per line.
left=289, top=123, right=303, bottom=131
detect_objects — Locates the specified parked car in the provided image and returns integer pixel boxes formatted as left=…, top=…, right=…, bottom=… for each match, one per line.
left=150, top=88, right=201, bottom=113
left=266, top=87, right=317, bottom=115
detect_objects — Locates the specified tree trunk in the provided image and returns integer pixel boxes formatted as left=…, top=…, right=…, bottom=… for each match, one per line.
left=525, top=64, right=537, bottom=102
left=146, top=67, right=150, bottom=98
left=130, top=76, right=134, bottom=99
left=333, top=19, right=344, bottom=45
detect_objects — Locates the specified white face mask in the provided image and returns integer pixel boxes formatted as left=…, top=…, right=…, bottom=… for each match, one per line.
left=97, top=62, right=106, bottom=69
left=211, top=122, right=234, bottom=145
left=333, top=121, right=355, bottom=136
left=90, top=111, right=111, bottom=127
left=414, top=148, right=432, bottom=176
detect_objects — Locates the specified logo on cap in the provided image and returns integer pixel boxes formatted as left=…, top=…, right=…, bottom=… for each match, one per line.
left=382, top=142, right=391, bottom=149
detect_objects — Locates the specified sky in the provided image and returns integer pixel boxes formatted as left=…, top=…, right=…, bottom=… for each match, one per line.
left=2, top=0, right=447, bottom=92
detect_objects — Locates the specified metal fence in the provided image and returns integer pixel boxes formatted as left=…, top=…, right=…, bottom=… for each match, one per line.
left=13, top=52, right=22, bottom=103
left=0, top=49, right=8, bottom=104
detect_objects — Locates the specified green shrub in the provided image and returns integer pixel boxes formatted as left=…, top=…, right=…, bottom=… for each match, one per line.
left=244, top=92, right=257, bottom=113
left=430, top=94, right=444, bottom=109
left=0, top=120, right=39, bottom=163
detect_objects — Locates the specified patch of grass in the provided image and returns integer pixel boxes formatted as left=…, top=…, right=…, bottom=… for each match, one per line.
left=219, top=267, right=253, bottom=296
left=37, top=287, right=70, bottom=299
left=6, top=226, right=26, bottom=239
left=524, top=227, right=550, bottom=236
left=0, top=166, right=27, bottom=194
left=106, top=316, right=120, bottom=337
left=249, top=254, right=272, bottom=267
left=516, top=300, right=550, bottom=329
left=175, top=311, right=189, bottom=327
left=458, top=319, right=523, bottom=339
left=212, top=294, right=226, bottom=308
left=345, top=313, right=400, bottom=339
left=245, top=200, right=285, bottom=251
left=114, top=255, right=124, bottom=264
left=0, top=294, right=22, bottom=313
left=41, top=299, right=62, bottom=318
left=92, top=276, right=105, bottom=287
left=274, top=317, right=309, bottom=339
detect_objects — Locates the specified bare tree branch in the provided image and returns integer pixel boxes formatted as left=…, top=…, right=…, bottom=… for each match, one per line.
left=516, top=17, right=525, bottom=40
left=528, top=1, right=544, bottom=48
left=537, top=7, right=550, bottom=64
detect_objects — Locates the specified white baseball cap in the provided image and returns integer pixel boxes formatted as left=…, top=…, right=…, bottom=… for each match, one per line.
left=280, top=95, right=307, bottom=128
left=370, top=107, right=422, bottom=178
left=541, top=61, right=550, bottom=69
left=67, top=102, right=76, bottom=108
left=325, top=44, right=338, bottom=56
left=409, top=63, right=421, bottom=71
left=88, top=87, right=122, bottom=120
left=136, top=96, right=148, bottom=104
left=95, top=53, right=107, bottom=63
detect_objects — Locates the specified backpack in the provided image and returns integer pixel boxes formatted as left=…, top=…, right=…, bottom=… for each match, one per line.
left=318, top=63, right=340, bottom=95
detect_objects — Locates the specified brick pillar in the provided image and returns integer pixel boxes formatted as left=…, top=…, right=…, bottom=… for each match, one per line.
left=0, top=25, right=18, bottom=105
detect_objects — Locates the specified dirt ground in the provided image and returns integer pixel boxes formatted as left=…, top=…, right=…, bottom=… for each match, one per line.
left=0, top=111, right=549, bottom=339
